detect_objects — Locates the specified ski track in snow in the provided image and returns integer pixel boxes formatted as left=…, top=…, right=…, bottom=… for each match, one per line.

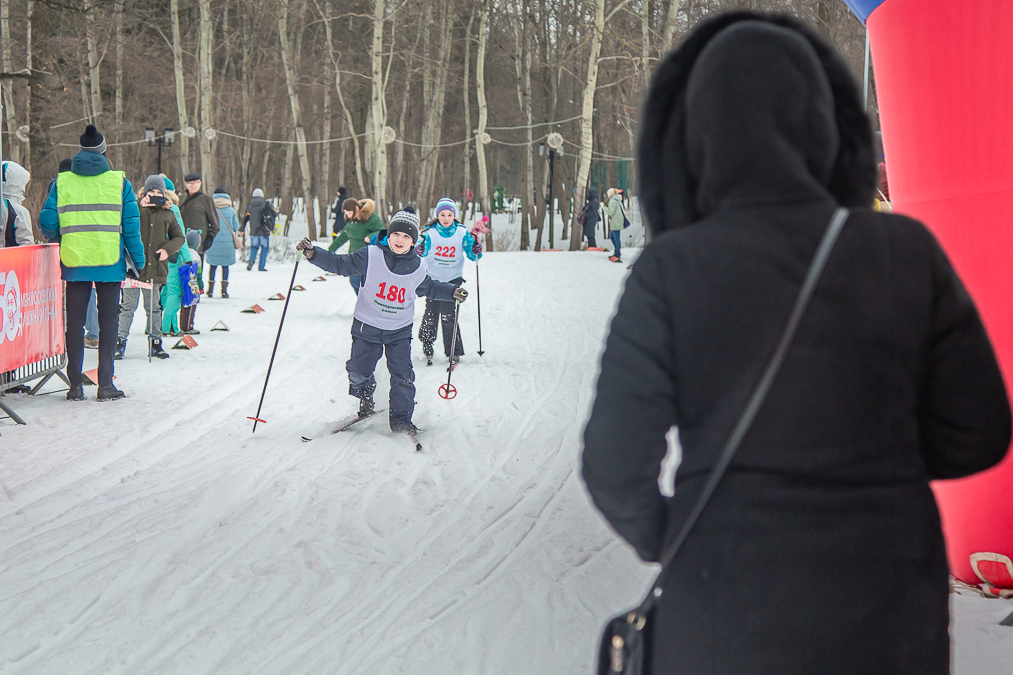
left=1, top=250, right=1009, bottom=674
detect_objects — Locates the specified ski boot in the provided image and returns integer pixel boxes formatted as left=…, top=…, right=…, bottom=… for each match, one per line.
left=66, top=384, right=86, bottom=401
left=447, top=355, right=460, bottom=372
left=114, top=338, right=127, bottom=360
left=97, top=385, right=126, bottom=401
left=358, top=396, right=375, bottom=417
left=149, top=338, right=170, bottom=359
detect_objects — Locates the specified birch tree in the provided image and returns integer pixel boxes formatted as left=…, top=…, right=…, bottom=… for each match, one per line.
left=170, top=0, right=191, bottom=176
left=1, top=0, right=19, bottom=162
left=368, top=0, right=388, bottom=216
left=279, top=0, right=316, bottom=238
left=569, top=0, right=608, bottom=251
left=416, top=0, right=454, bottom=215
left=198, top=0, right=215, bottom=188
left=661, top=0, right=681, bottom=54
left=475, top=2, right=491, bottom=250
left=85, top=3, right=102, bottom=123
left=512, top=0, right=534, bottom=250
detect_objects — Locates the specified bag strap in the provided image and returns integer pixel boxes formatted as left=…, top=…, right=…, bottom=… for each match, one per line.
left=636, top=206, right=849, bottom=617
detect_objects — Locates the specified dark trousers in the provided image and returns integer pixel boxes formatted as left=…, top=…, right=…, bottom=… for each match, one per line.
left=66, top=281, right=120, bottom=388
left=208, top=265, right=230, bottom=281
left=346, top=336, right=415, bottom=430
left=584, top=225, right=597, bottom=248
left=418, top=279, right=463, bottom=358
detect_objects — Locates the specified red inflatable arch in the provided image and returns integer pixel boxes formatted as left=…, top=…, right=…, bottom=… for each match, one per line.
left=846, top=0, right=1013, bottom=587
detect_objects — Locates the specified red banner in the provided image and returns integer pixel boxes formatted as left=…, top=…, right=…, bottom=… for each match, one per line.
left=0, top=244, right=64, bottom=371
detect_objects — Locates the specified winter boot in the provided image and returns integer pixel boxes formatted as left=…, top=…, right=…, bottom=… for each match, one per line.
left=247, top=259, right=255, bottom=271
left=97, top=384, right=126, bottom=401
left=426, top=354, right=433, bottom=367
left=392, top=421, right=420, bottom=436
left=207, top=281, right=215, bottom=298
left=66, top=384, right=86, bottom=401
left=358, top=396, right=375, bottom=417
left=114, top=338, right=127, bottom=360
left=149, top=339, right=170, bottom=360
left=221, top=281, right=230, bottom=299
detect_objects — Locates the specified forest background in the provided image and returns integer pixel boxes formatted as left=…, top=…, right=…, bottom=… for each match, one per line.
left=0, top=0, right=875, bottom=249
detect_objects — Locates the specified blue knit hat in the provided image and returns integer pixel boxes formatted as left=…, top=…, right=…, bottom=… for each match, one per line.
left=435, top=197, right=457, bottom=219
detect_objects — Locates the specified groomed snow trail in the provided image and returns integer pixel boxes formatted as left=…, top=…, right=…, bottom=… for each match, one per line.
left=1, top=250, right=1009, bottom=673
left=0, top=251, right=657, bottom=674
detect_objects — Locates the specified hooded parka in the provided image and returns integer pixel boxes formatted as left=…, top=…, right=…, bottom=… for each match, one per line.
left=581, top=14, right=1011, bottom=675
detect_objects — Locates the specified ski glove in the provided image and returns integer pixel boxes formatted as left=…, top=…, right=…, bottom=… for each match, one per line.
left=472, top=240, right=483, bottom=255
left=296, top=238, right=315, bottom=259
left=453, top=288, right=468, bottom=303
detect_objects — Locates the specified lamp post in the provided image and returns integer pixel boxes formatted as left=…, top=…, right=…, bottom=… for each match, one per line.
left=145, top=127, right=175, bottom=174
left=540, top=132, right=564, bottom=249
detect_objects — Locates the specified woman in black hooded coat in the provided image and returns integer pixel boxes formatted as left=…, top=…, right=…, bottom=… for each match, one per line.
left=581, top=13, right=1010, bottom=675
left=583, top=187, right=601, bottom=248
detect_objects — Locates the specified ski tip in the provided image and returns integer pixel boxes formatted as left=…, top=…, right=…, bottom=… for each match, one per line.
left=300, top=436, right=313, bottom=442
left=415, top=442, right=423, bottom=451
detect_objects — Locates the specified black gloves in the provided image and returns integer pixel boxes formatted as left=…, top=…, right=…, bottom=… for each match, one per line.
left=296, top=238, right=315, bottom=259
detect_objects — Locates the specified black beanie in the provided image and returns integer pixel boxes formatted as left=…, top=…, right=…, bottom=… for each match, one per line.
left=79, top=124, right=106, bottom=154
left=387, top=205, right=420, bottom=244
left=58, top=158, right=73, bottom=173
left=214, top=185, right=227, bottom=195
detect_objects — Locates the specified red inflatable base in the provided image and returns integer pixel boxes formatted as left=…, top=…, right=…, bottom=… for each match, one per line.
left=868, top=0, right=1013, bottom=586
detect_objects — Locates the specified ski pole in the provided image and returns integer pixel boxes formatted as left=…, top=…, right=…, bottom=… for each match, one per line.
left=148, top=282, right=154, bottom=363
left=439, top=299, right=462, bottom=400
left=249, top=258, right=300, bottom=432
left=475, top=263, right=484, bottom=356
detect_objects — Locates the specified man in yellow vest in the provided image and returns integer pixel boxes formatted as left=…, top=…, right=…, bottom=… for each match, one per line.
left=40, top=124, right=145, bottom=402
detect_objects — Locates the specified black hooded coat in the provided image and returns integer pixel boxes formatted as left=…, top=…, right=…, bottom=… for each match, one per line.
left=583, top=187, right=601, bottom=238
left=581, top=14, right=1010, bottom=674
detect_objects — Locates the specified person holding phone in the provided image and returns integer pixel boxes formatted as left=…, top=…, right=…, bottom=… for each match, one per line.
left=115, top=175, right=184, bottom=360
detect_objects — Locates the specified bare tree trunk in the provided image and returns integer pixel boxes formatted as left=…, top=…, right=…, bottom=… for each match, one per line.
left=475, top=2, right=491, bottom=250
left=569, top=0, right=606, bottom=250
left=661, top=0, right=681, bottom=55
left=198, top=0, right=215, bottom=187
left=368, top=0, right=388, bottom=216
left=320, top=60, right=333, bottom=238
left=24, top=0, right=32, bottom=169
left=461, top=5, right=475, bottom=220
left=416, top=0, right=454, bottom=216
left=171, top=0, right=191, bottom=176
left=279, top=0, right=316, bottom=239
left=317, top=0, right=367, bottom=196
left=114, top=0, right=124, bottom=167
left=641, top=0, right=650, bottom=89
left=85, top=4, right=102, bottom=123
left=512, top=0, right=534, bottom=251
left=1, top=0, right=19, bottom=163
left=260, top=120, right=274, bottom=197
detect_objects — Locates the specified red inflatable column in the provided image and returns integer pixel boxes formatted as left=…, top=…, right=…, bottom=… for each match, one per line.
left=867, top=0, right=1013, bottom=586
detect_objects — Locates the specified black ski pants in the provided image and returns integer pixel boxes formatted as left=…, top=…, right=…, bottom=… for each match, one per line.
left=346, top=336, right=415, bottom=431
left=418, top=277, right=464, bottom=358
left=66, top=281, right=120, bottom=388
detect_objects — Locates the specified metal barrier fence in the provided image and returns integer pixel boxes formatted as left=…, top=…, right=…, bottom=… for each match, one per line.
left=0, top=353, right=70, bottom=425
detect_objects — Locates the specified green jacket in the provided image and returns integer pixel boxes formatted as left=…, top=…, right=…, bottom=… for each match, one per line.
left=138, top=204, right=185, bottom=284
left=606, top=194, right=625, bottom=232
left=165, top=242, right=196, bottom=297
left=329, top=212, right=384, bottom=253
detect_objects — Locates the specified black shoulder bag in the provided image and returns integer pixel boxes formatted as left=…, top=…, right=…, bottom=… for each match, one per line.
left=596, top=207, right=849, bottom=675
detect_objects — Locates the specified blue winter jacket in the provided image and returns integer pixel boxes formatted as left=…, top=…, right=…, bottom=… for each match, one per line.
left=206, top=192, right=240, bottom=266
left=39, top=152, right=144, bottom=282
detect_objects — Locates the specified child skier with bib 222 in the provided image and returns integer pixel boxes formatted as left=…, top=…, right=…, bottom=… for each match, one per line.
left=416, top=198, right=482, bottom=367
left=296, top=206, right=468, bottom=437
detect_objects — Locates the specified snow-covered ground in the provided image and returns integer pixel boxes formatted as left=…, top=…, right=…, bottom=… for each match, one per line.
left=2, top=249, right=1011, bottom=674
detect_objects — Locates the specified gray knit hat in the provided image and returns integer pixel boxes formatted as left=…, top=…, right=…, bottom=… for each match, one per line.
left=387, top=206, right=420, bottom=244
left=79, top=124, right=106, bottom=154
left=185, top=229, right=201, bottom=249
left=143, top=175, right=165, bottom=195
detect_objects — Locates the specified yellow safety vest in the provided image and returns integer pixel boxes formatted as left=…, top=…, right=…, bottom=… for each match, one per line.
left=56, top=170, right=125, bottom=267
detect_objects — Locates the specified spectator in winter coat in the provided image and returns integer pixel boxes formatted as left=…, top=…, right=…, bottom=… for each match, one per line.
left=581, top=14, right=1011, bottom=675
left=330, top=186, right=348, bottom=235
left=206, top=186, right=240, bottom=297
left=416, top=197, right=482, bottom=365
left=604, top=187, right=625, bottom=263
left=1, top=161, right=35, bottom=246
left=240, top=188, right=277, bottom=271
left=581, top=187, right=600, bottom=248
left=116, top=175, right=185, bottom=360
left=328, top=198, right=385, bottom=293
left=179, top=173, right=220, bottom=255
left=39, top=124, right=145, bottom=401
left=161, top=175, right=186, bottom=231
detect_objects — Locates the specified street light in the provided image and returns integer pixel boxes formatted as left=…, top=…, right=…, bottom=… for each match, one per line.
left=146, top=127, right=175, bottom=174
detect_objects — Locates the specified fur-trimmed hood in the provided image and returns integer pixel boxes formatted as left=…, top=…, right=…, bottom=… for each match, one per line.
left=637, top=12, right=876, bottom=236
left=356, top=198, right=376, bottom=222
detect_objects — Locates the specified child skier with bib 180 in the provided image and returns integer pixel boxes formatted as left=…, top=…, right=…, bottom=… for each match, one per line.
left=296, top=206, right=468, bottom=437
left=416, top=198, right=483, bottom=367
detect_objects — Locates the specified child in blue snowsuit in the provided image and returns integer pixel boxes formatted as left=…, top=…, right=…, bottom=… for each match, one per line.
left=296, top=206, right=467, bottom=435
left=416, top=198, right=483, bottom=366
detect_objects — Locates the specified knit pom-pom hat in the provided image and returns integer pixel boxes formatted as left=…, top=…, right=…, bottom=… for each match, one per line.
left=79, top=124, right=106, bottom=154
left=388, top=205, right=421, bottom=244
left=435, top=197, right=458, bottom=219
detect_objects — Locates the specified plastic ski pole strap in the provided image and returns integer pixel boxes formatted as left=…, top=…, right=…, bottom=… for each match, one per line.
left=641, top=206, right=849, bottom=613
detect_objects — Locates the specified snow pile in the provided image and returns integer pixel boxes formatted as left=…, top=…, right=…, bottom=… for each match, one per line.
left=0, top=250, right=1009, bottom=673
